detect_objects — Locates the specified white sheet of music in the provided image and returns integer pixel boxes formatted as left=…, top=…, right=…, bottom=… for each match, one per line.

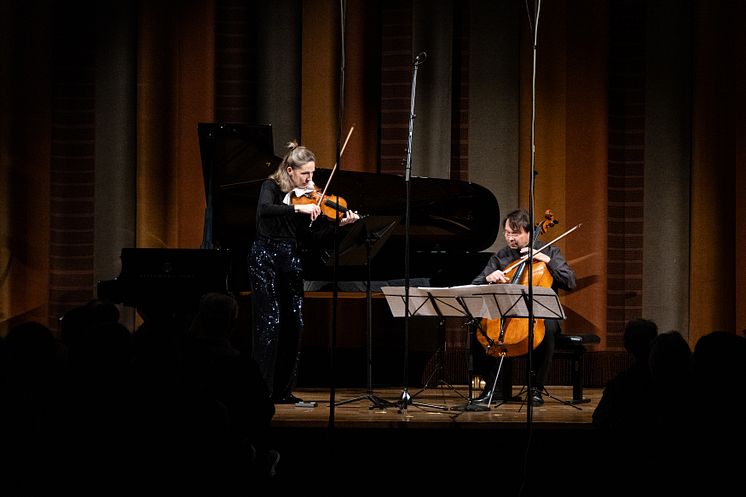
left=380, top=286, right=440, bottom=318
left=473, top=284, right=565, bottom=320
left=381, top=284, right=564, bottom=320
left=381, top=284, right=493, bottom=318
left=416, top=285, right=493, bottom=318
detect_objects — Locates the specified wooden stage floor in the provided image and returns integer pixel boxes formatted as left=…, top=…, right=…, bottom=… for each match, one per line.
left=267, top=385, right=607, bottom=495
left=273, top=385, right=601, bottom=428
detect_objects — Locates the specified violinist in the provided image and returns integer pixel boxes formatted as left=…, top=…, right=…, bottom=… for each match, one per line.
left=248, top=140, right=360, bottom=404
left=470, top=208, right=576, bottom=406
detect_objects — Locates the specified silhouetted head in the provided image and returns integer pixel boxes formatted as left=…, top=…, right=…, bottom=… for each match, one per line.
left=189, top=292, right=239, bottom=338
left=623, top=318, right=658, bottom=362
left=692, top=330, right=746, bottom=393
left=649, top=330, right=691, bottom=385
left=4, top=321, right=58, bottom=369
left=59, top=299, right=120, bottom=348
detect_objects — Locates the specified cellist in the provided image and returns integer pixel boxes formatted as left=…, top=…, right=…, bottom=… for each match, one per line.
left=470, top=208, right=576, bottom=406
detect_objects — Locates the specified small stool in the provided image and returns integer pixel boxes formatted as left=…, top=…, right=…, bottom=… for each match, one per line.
left=556, top=334, right=600, bottom=403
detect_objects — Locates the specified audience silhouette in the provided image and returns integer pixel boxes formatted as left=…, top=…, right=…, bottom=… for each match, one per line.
left=127, top=291, right=280, bottom=492
left=592, top=323, right=746, bottom=494
left=592, top=318, right=658, bottom=432
left=181, top=292, right=279, bottom=484
left=7, top=301, right=746, bottom=495
left=688, top=330, right=746, bottom=493
left=1, top=321, right=65, bottom=495
left=1, top=292, right=280, bottom=495
left=645, top=330, right=692, bottom=492
left=591, top=318, right=660, bottom=492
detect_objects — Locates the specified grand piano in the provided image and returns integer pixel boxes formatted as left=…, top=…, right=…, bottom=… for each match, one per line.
left=199, top=122, right=501, bottom=293
left=98, top=122, right=500, bottom=313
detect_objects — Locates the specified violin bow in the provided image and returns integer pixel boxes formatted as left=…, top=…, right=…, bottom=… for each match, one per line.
left=316, top=125, right=355, bottom=204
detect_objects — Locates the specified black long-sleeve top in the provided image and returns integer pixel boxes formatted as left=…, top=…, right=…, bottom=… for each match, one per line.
left=254, top=179, right=337, bottom=243
left=254, top=180, right=298, bottom=241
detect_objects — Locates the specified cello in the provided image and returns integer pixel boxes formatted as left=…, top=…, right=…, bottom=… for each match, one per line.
left=476, top=209, right=559, bottom=358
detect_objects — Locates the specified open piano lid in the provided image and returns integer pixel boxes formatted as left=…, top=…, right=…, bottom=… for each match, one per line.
left=198, top=122, right=500, bottom=291
left=198, top=122, right=280, bottom=250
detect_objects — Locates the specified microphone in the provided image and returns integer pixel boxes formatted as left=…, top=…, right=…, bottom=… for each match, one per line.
left=414, top=51, right=427, bottom=65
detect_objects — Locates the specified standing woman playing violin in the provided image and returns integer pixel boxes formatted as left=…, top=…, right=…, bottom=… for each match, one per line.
left=470, top=208, right=576, bottom=406
left=248, top=140, right=359, bottom=404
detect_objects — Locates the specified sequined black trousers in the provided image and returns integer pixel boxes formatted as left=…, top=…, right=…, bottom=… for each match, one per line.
left=248, top=237, right=304, bottom=400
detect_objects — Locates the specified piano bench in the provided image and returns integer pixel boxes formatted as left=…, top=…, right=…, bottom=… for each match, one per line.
left=555, top=334, right=600, bottom=404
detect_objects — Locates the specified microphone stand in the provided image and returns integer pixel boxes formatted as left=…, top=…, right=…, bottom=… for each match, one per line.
left=520, top=1, right=541, bottom=495
left=396, top=51, right=446, bottom=412
left=327, top=0, right=349, bottom=434
left=333, top=215, right=398, bottom=410
left=526, top=0, right=541, bottom=428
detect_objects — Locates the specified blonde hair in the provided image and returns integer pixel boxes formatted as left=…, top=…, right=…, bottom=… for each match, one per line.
left=270, top=140, right=316, bottom=192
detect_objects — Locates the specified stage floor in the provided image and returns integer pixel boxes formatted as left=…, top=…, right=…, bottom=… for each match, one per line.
left=273, top=385, right=601, bottom=429
left=267, top=385, right=607, bottom=494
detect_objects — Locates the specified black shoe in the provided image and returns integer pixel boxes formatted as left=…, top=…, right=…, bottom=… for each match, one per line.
left=472, top=389, right=503, bottom=405
left=274, top=394, right=303, bottom=404
left=529, top=388, right=544, bottom=406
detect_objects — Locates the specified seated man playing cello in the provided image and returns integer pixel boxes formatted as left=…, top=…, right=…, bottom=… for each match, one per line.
left=469, top=208, right=577, bottom=406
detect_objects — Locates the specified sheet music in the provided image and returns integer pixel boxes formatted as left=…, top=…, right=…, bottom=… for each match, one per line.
left=416, top=285, right=493, bottom=318
left=477, top=284, right=566, bottom=320
left=381, top=285, right=493, bottom=318
left=380, top=286, right=438, bottom=318
left=382, top=284, right=565, bottom=320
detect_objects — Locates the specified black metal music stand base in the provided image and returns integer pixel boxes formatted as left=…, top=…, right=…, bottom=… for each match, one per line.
left=415, top=317, right=461, bottom=397
left=541, top=387, right=583, bottom=410
left=396, top=388, right=450, bottom=413
left=411, top=351, right=461, bottom=401
left=335, top=392, right=395, bottom=410
left=513, top=386, right=583, bottom=411
left=450, top=401, right=492, bottom=412
left=332, top=215, right=400, bottom=411
left=450, top=346, right=510, bottom=412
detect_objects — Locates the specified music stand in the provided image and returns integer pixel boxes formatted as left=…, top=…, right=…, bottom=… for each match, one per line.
left=381, top=285, right=490, bottom=411
left=478, top=284, right=565, bottom=323
left=415, top=285, right=506, bottom=411
left=333, top=216, right=400, bottom=409
left=383, top=284, right=567, bottom=411
left=415, top=295, right=459, bottom=396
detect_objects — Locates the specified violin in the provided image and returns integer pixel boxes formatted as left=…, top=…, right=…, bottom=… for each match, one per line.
left=290, top=185, right=351, bottom=222
left=476, top=209, right=559, bottom=358
left=290, top=125, right=361, bottom=224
